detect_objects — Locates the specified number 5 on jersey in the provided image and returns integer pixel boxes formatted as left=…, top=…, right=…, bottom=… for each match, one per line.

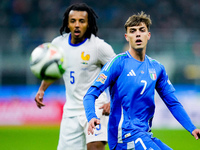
left=70, top=71, right=75, bottom=84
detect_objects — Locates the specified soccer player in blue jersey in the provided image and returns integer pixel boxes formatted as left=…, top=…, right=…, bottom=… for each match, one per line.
left=83, top=11, right=200, bottom=150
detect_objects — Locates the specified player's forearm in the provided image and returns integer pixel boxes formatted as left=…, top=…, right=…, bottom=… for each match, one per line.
left=39, top=80, right=54, bottom=91
left=170, top=105, right=196, bottom=133
left=83, top=86, right=102, bottom=121
left=83, top=94, right=98, bottom=122
left=163, top=93, right=196, bottom=134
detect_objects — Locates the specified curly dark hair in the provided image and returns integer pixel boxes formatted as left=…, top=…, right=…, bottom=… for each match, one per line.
left=60, top=3, right=98, bottom=38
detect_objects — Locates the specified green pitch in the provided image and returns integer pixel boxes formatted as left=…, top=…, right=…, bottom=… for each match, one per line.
left=0, top=126, right=199, bottom=150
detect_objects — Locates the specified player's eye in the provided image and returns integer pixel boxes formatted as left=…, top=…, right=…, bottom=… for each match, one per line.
left=80, top=19, right=85, bottom=23
left=70, top=19, right=76, bottom=23
left=129, top=29, right=135, bottom=33
left=140, top=28, right=146, bottom=32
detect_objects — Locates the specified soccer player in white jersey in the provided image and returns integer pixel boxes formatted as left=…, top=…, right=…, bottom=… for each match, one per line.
left=34, top=3, right=116, bottom=150
left=83, top=12, right=200, bottom=150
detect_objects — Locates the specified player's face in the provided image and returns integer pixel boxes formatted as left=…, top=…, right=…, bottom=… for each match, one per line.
left=125, top=22, right=151, bottom=52
left=68, top=10, right=89, bottom=44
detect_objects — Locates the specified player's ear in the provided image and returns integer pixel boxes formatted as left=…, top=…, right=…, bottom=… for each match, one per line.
left=147, top=32, right=151, bottom=40
left=125, top=33, right=129, bottom=42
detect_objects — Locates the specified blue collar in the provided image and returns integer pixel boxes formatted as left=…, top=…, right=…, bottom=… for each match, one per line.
left=68, top=33, right=87, bottom=47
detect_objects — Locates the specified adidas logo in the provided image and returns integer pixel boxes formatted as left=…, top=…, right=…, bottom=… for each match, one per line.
left=127, top=70, right=136, bottom=76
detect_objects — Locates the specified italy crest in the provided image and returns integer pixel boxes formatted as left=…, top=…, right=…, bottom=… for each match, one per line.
left=149, top=68, right=157, bottom=80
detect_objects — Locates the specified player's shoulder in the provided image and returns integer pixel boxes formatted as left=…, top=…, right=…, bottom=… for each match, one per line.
left=107, top=52, right=129, bottom=66
left=147, top=55, right=161, bottom=65
left=115, top=51, right=129, bottom=60
left=146, top=55, right=165, bottom=70
left=88, top=34, right=109, bottom=45
left=52, top=33, right=69, bottom=43
left=103, top=52, right=128, bottom=73
left=89, top=34, right=102, bottom=41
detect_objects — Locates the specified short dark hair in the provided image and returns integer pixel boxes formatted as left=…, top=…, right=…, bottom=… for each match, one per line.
left=60, top=3, right=98, bottom=38
left=125, top=11, right=152, bottom=31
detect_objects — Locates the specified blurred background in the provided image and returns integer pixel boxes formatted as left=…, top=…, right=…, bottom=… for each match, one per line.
left=0, top=0, right=200, bottom=149
left=0, top=0, right=200, bottom=129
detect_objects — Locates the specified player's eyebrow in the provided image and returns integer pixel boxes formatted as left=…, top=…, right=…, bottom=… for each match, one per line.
left=129, top=26, right=145, bottom=31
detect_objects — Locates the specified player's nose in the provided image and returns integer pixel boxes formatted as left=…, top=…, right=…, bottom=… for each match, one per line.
left=75, top=21, right=80, bottom=27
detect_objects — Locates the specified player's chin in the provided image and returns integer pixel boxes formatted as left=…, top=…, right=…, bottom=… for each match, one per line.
left=73, top=32, right=81, bottom=38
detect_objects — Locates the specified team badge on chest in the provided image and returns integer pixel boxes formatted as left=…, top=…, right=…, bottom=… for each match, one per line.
left=149, top=68, right=157, bottom=80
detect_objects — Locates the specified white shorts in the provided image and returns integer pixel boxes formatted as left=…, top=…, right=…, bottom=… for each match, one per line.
left=57, top=109, right=108, bottom=150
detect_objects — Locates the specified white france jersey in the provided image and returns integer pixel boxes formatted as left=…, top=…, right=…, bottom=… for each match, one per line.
left=52, top=33, right=115, bottom=117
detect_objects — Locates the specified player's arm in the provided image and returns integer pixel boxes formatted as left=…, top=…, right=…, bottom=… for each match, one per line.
left=95, top=40, right=116, bottom=115
left=35, top=80, right=54, bottom=109
left=97, top=39, right=116, bottom=65
left=156, top=64, right=199, bottom=139
left=162, top=92, right=197, bottom=134
left=83, top=86, right=102, bottom=135
left=99, top=102, right=110, bottom=116
left=84, top=54, right=121, bottom=134
left=163, top=92, right=200, bottom=140
left=99, top=87, right=111, bottom=116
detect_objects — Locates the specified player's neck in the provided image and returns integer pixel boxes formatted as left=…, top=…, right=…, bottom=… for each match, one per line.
left=129, top=48, right=145, bottom=62
left=71, top=36, right=86, bottom=44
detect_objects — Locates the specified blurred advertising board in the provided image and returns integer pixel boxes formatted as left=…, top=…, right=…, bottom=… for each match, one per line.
left=0, top=85, right=65, bottom=125
left=0, top=85, right=200, bottom=128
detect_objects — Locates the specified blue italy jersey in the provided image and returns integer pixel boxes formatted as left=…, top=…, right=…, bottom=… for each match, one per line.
left=84, top=51, right=196, bottom=149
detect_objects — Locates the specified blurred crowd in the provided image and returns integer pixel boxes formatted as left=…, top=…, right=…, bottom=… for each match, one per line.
left=1, top=0, right=200, bottom=29
left=0, top=0, right=200, bottom=85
